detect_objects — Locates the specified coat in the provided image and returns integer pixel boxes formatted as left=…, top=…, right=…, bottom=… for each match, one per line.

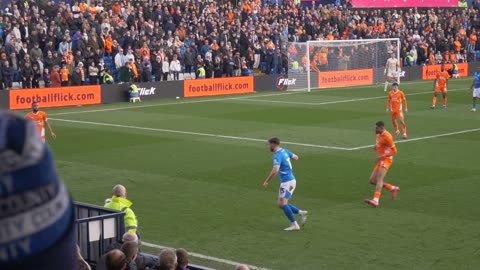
left=104, top=196, right=138, bottom=233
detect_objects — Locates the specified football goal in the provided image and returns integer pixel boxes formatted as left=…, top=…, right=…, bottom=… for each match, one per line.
left=283, top=38, right=401, bottom=92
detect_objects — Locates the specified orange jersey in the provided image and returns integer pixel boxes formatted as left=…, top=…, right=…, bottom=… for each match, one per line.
left=435, top=71, right=449, bottom=88
left=387, top=90, right=407, bottom=112
left=26, top=111, right=47, bottom=141
left=375, top=131, right=397, bottom=159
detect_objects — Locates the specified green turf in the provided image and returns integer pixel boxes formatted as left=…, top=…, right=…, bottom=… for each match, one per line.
left=44, top=78, right=480, bottom=270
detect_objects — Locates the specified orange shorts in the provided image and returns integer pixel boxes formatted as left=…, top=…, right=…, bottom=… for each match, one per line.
left=374, top=159, right=393, bottom=172
left=391, top=111, right=404, bottom=120
left=435, top=87, right=447, bottom=94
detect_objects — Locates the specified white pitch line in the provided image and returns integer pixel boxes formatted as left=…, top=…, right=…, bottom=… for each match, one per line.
left=235, top=87, right=467, bottom=106
left=49, top=91, right=300, bottom=116
left=142, top=241, right=270, bottom=270
left=49, top=118, right=350, bottom=150
left=348, top=128, right=480, bottom=150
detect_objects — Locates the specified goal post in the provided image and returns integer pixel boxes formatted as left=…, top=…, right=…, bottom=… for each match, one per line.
left=283, top=38, right=401, bottom=92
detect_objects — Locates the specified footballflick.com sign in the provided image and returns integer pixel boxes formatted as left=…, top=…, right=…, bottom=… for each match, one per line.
left=276, top=76, right=296, bottom=90
left=9, top=86, right=101, bottom=110
left=184, top=77, right=254, bottom=98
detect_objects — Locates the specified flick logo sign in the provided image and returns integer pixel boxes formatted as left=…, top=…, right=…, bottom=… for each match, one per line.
left=276, top=76, right=296, bottom=90
left=138, top=87, right=156, bottom=96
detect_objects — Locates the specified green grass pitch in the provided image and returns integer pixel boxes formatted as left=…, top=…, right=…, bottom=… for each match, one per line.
left=44, top=78, right=480, bottom=270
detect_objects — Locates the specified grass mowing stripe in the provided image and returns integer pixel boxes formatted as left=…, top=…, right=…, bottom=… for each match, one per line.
left=49, top=118, right=350, bottom=150
left=51, top=118, right=480, bottom=152
left=49, top=78, right=470, bottom=116
left=231, top=87, right=468, bottom=106
left=348, top=128, right=480, bottom=150
left=48, top=91, right=300, bottom=116
left=142, top=241, right=271, bottom=270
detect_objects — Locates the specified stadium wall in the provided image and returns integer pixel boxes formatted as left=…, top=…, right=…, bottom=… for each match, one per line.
left=2, top=63, right=479, bottom=110
left=101, top=80, right=184, bottom=103
left=0, top=90, right=9, bottom=109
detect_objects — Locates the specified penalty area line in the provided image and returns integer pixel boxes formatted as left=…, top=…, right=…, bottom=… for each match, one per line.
left=49, top=118, right=350, bottom=150
left=348, top=128, right=480, bottom=150
left=141, top=241, right=270, bottom=270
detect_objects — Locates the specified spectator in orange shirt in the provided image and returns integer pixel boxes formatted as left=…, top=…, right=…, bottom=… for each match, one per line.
left=454, top=37, right=462, bottom=52
left=79, top=1, right=88, bottom=12
left=449, top=51, right=456, bottom=63
left=112, top=1, right=121, bottom=15
left=104, top=35, right=113, bottom=55
left=468, top=29, right=477, bottom=52
left=60, top=65, right=69, bottom=86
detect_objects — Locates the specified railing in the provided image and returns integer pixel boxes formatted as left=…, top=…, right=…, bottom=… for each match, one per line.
left=75, top=202, right=126, bottom=265
left=74, top=202, right=216, bottom=270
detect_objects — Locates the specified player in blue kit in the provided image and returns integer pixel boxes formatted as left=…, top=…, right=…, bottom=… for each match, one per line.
left=263, top=138, right=308, bottom=231
left=470, top=66, right=480, bottom=112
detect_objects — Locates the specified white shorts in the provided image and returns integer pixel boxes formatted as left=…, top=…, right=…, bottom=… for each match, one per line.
left=387, top=70, right=396, bottom=78
left=473, top=88, right=480, bottom=98
left=279, top=180, right=296, bottom=199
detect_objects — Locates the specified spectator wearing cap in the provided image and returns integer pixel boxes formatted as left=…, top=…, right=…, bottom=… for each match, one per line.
left=71, top=66, right=82, bottom=86
left=0, top=112, right=77, bottom=270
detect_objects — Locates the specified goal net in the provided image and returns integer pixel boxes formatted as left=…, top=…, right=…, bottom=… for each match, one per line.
left=283, top=39, right=400, bottom=92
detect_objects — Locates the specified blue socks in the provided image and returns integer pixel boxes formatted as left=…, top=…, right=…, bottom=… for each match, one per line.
left=473, top=103, right=477, bottom=109
left=289, top=204, right=300, bottom=214
left=282, top=204, right=298, bottom=222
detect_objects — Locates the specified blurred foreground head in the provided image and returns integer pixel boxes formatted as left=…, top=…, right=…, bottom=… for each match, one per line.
left=0, top=111, right=76, bottom=269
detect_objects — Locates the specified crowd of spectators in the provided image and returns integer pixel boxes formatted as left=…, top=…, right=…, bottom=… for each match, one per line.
left=0, top=0, right=479, bottom=89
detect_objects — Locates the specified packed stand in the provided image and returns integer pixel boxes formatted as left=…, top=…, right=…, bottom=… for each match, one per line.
left=0, top=0, right=478, bottom=89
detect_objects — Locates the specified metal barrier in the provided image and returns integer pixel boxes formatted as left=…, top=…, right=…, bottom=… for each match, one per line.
left=74, top=202, right=217, bottom=270
left=75, top=202, right=126, bottom=265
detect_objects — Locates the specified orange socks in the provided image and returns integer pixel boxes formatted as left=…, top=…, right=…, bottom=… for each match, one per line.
left=383, top=183, right=393, bottom=190
left=432, top=96, right=437, bottom=106
left=373, top=191, right=381, bottom=202
left=401, top=123, right=407, bottom=134
left=443, top=97, right=448, bottom=106
left=392, top=121, right=399, bottom=132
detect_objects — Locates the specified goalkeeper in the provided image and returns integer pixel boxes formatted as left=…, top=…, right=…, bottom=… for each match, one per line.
left=384, top=53, right=400, bottom=92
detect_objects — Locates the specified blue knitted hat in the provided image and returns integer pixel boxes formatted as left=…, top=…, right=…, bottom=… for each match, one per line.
left=0, top=112, right=76, bottom=269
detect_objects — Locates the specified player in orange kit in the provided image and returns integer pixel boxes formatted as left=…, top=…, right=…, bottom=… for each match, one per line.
left=364, top=121, right=400, bottom=208
left=432, top=64, right=449, bottom=109
left=25, top=102, right=56, bottom=142
left=386, top=82, right=408, bottom=139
